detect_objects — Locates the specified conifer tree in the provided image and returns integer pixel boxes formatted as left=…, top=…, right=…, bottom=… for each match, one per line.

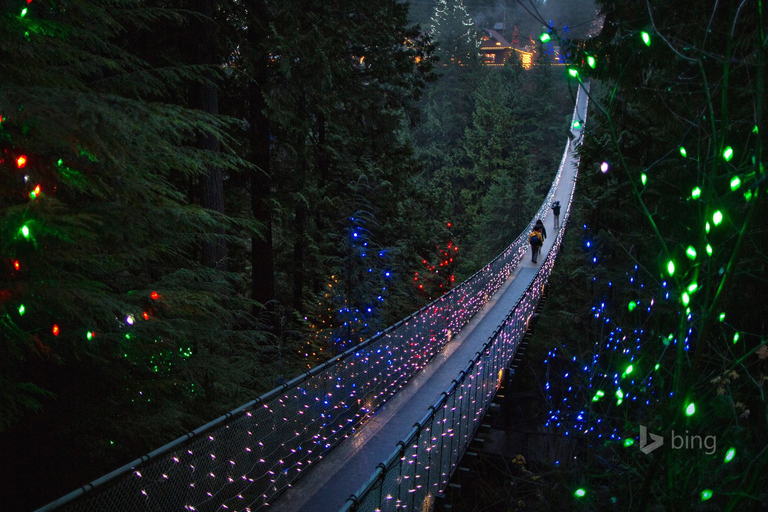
left=0, top=1, right=263, bottom=507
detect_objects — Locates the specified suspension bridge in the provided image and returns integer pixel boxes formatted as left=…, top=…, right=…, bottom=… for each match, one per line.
left=37, top=82, right=589, bottom=512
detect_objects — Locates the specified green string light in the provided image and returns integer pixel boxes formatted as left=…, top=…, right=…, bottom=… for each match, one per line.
left=623, top=438, right=635, bottom=447
left=641, top=173, right=647, bottom=185
left=654, top=363, right=660, bottom=371
left=713, top=211, right=723, bottom=226
left=587, top=55, right=596, bottom=68
left=568, top=68, right=579, bottom=78
left=723, top=146, right=734, bottom=161
left=745, top=189, right=753, bottom=202
left=667, top=260, right=675, bottom=276
left=701, top=489, right=713, bottom=501
left=733, top=332, right=740, bottom=344
left=686, top=246, right=697, bottom=259
left=624, top=364, right=634, bottom=375
left=18, top=304, right=25, bottom=316
left=575, top=488, right=586, bottom=498
left=685, top=402, right=696, bottom=416
left=730, top=176, right=741, bottom=190
left=641, top=31, right=651, bottom=46
left=682, top=292, right=690, bottom=305
left=592, top=390, right=605, bottom=402
left=20, top=225, right=30, bottom=238
left=679, top=146, right=687, bottom=158
left=687, top=283, right=697, bottom=293
left=706, top=244, right=713, bottom=255
left=724, top=447, right=736, bottom=463
left=692, top=186, right=701, bottom=199
left=540, top=33, right=551, bottom=43
left=573, top=120, right=581, bottom=129
left=718, top=312, right=725, bottom=321
left=705, top=221, right=711, bottom=233
left=21, top=7, right=28, bottom=17
left=753, top=125, right=759, bottom=134
left=628, top=301, right=637, bottom=311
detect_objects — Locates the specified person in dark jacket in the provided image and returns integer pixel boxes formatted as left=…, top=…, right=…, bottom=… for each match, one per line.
left=552, top=200, right=561, bottom=228
left=535, top=219, right=547, bottom=240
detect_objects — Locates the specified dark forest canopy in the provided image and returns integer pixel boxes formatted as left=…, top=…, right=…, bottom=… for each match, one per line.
left=0, top=0, right=573, bottom=509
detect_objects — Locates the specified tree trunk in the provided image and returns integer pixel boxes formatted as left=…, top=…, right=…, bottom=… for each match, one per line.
left=248, top=2, right=275, bottom=310
left=193, top=0, right=226, bottom=269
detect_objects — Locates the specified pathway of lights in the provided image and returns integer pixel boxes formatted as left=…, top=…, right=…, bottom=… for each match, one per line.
left=35, top=85, right=585, bottom=511
left=349, top=195, right=575, bottom=512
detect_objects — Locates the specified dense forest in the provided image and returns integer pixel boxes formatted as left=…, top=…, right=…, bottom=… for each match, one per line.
left=0, top=0, right=575, bottom=510
left=3, top=0, right=765, bottom=511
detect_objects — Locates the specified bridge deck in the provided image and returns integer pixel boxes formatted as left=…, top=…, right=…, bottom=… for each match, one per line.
left=270, top=89, right=587, bottom=512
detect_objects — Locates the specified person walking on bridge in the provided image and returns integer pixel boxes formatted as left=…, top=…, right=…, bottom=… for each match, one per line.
left=529, top=219, right=546, bottom=264
left=552, top=200, right=561, bottom=229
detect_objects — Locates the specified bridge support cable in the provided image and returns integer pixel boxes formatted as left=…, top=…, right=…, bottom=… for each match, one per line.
left=37, top=83, right=589, bottom=512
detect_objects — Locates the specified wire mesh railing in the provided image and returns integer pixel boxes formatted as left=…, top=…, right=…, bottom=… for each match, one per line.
left=37, top=84, right=586, bottom=512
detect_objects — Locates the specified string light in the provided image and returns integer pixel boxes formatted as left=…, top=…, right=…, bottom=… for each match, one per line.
left=540, top=33, right=551, bottom=43
left=722, top=146, right=733, bottom=161
left=587, top=55, right=596, bottom=68
left=685, top=402, right=695, bottom=416
left=16, top=155, right=27, bottom=168
left=700, top=489, right=713, bottom=501
left=600, top=162, right=609, bottom=173
left=724, top=448, right=735, bottom=463
left=641, top=31, right=651, bottom=46
left=667, top=261, right=675, bottom=276
left=679, top=146, right=687, bottom=158
left=52, top=324, right=60, bottom=336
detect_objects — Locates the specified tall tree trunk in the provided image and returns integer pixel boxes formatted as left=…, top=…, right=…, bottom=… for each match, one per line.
left=249, top=2, right=275, bottom=311
left=293, top=198, right=307, bottom=312
left=193, top=0, right=226, bottom=269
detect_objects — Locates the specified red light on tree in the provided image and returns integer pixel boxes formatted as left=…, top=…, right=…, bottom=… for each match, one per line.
left=150, top=291, right=159, bottom=300
left=447, top=222, right=452, bottom=228
left=52, top=324, right=60, bottom=336
left=13, top=260, right=20, bottom=271
left=33, top=184, right=41, bottom=195
left=143, top=311, right=149, bottom=320
left=16, top=155, right=27, bottom=168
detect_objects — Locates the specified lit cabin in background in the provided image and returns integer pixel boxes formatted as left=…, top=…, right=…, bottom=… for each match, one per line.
left=480, top=27, right=533, bottom=69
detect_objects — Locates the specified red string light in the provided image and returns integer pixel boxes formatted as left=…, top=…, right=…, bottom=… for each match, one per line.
left=150, top=291, right=159, bottom=300
left=143, top=311, right=149, bottom=320
left=52, top=324, right=60, bottom=336
left=16, top=155, right=27, bottom=168
left=13, top=260, right=20, bottom=271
